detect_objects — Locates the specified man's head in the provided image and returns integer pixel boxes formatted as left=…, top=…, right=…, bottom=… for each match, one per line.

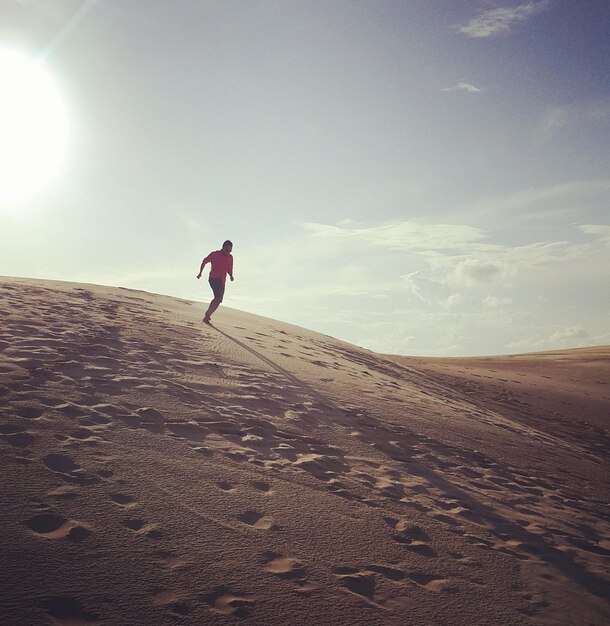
left=221, top=240, right=233, bottom=255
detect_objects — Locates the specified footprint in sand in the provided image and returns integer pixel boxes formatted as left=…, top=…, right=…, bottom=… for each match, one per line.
left=333, top=564, right=408, bottom=607
left=110, top=493, right=137, bottom=508
left=68, top=427, right=98, bottom=440
left=167, top=422, right=207, bottom=442
left=237, top=510, right=276, bottom=530
left=27, top=513, right=69, bottom=536
left=217, top=481, right=235, bottom=492
left=201, top=588, right=256, bottom=617
left=15, top=405, right=44, bottom=419
left=262, top=554, right=320, bottom=593
left=401, top=541, right=436, bottom=557
left=55, top=402, right=88, bottom=418
left=89, top=403, right=121, bottom=417
left=262, top=552, right=306, bottom=579
left=367, top=565, right=406, bottom=581
left=333, top=568, right=376, bottom=603
left=0, top=423, right=35, bottom=448
left=42, top=453, right=99, bottom=485
left=251, top=481, right=273, bottom=494
left=43, top=454, right=76, bottom=473
left=27, top=513, right=91, bottom=541
left=429, top=512, right=461, bottom=527
left=151, top=589, right=191, bottom=615
left=406, top=572, right=457, bottom=593
left=44, top=596, right=100, bottom=623
left=122, top=518, right=143, bottom=530
left=68, top=526, right=93, bottom=541
left=294, top=580, right=321, bottom=595
left=383, top=517, right=436, bottom=557
left=47, top=485, right=79, bottom=500
left=122, top=518, right=161, bottom=538
left=187, top=443, right=213, bottom=456
left=79, top=414, right=113, bottom=427
left=154, top=550, right=190, bottom=569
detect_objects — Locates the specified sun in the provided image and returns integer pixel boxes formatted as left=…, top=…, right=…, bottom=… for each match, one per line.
left=0, top=48, right=69, bottom=206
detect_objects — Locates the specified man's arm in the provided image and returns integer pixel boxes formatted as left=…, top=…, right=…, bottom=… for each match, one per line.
left=197, top=254, right=211, bottom=279
left=229, top=256, right=234, bottom=281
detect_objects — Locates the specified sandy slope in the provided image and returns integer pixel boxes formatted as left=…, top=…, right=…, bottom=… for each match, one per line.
left=0, top=277, right=608, bottom=625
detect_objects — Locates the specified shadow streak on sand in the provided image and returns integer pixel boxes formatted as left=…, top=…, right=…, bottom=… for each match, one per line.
left=411, top=452, right=610, bottom=599
left=353, top=408, right=610, bottom=600
left=210, top=323, right=610, bottom=601
left=210, top=324, right=342, bottom=415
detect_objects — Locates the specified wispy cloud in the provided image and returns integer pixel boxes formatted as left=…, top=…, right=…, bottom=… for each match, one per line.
left=442, top=82, right=481, bottom=93
left=452, top=259, right=504, bottom=284
left=579, top=224, right=610, bottom=239
left=538, top=99, right=610, bottom=142
left=301, top=219, right=589, bottom=275
left=172, top=187, right=610, bottom=357
left=456, top=1, right=550, bottom=38
left=462, top=180, right=610, bottom=223
left=289, top=214, right=610, bottom=353
left=578, top=224, right=610, bottom=248
left=302, top=220, right=485, bottom=250
left=484, top=295, right=513, bottom=308
left=506, top=326, right=610, bottom=352
left=400, top=271, right=450, bottom=305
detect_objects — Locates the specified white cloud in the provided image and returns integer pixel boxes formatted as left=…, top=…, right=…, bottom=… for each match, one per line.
left=484, top=295, right=513, bottom=308
left=425, top=240, right=574, bottom=294
left=301, top=216, right=610, bottom=303
left=579, top=224, right=610, bottom=242
left=453, top=259, right=504, bottom=284
left=400, top=271, right=450, bottom=305
left=463, top=180, right=610, bottom=224
left=456, top=1, right=550, bottom=38
left=506, top=326, right=596, bottom=352
left=442, top=82, right=482, bottom=93
left=302, top=220, right=485, bottom=250
left=442, top=293, right=465, bottom=310
left=217, top=210, right=610, bottom=357
left=539, top=100, right=610, bottom=142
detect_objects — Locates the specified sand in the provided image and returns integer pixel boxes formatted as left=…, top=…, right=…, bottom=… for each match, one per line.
left=0, top=276, right=608, bottom=625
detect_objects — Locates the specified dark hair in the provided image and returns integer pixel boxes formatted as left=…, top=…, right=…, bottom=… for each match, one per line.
left=223, top=240, right=233, bottom=247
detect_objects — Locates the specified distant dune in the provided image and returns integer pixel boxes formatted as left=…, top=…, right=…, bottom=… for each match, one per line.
left=1, top=277, right=608, bottom=625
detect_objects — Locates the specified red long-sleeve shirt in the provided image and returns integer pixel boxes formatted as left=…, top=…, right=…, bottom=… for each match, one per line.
left=203, top=250, right=233, bottom=283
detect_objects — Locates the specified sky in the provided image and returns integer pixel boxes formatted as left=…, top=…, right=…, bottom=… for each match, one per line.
left=0, top=0, right=609, bottom=356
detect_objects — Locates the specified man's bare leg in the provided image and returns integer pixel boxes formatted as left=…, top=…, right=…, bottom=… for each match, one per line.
left=204, top=297, right=221, bottom=322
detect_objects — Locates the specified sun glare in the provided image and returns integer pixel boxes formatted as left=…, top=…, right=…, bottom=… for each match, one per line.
left=0, top=48, right=69, bottom=206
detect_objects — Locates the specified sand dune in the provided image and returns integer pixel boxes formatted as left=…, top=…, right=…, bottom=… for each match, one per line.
left=1, top=277, right=608, bottom=625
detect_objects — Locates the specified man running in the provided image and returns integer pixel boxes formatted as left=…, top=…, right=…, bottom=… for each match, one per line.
left=197, top=240, right=234, bottom=323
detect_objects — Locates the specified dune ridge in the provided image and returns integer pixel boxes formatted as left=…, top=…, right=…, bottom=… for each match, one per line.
left=1, top=277, right=608, bottom=625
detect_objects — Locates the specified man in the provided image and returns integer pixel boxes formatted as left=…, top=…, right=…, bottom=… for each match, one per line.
left=197, top=240, right=234, bottom=323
